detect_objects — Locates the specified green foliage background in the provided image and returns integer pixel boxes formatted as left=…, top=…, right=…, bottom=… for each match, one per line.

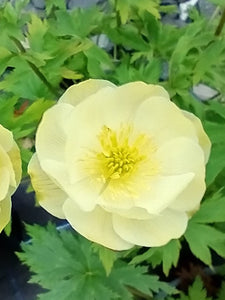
left=0, top=0, right=225, bottom=299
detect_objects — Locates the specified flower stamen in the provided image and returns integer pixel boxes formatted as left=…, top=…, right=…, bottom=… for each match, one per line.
left=97, top=125, right=146, bottom=180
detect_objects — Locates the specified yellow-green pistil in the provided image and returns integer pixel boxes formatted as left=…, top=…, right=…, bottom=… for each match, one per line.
left=98, top=125, right=146, bottom=180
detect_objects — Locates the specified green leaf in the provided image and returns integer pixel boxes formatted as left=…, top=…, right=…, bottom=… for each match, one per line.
left=130, top=240, right=181, bottom=276
left=0, top=46, right=14, bottom=75
left=54, top=7, right=102, bottom=38
left=27, top=14, right=48, bottom=52
left=116, top=0, right=130, bottom=24
left=207, top=0, right=225, bottom=7
left=217, top=282, right=225, bottom=300
left=132, top=0, right=160, bottom=19
left=18, top=223, right=176, bottom=300
left=0, top=94, right=17, bottom=129
left=192, top=189, right=225, bottom=223
left=109, top=263, right=176, bottom=298
left=84, top=44, right=113, bottom=78
left=185, top=222, right=225, bottom=265
left=45, top=0, right=66, bottom=16
left=12, top=99, right=54, bottom=139
left=180, top=277, right=212, bottom=300
left=0, top=58, right=52, bottom=100
left=18, top=224, right=117, bottom=300
left=105, top=24, right=150, bottom=51
left=92, top=244, right=117, bottom=276
left=204, top=118, right=225, bottom=186
left=4, top=219, right=12, bottom=236
left=193, top=40, right=225, bottom=84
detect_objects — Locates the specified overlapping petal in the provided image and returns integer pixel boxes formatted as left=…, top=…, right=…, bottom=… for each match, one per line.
left=28, top=154, right=66, bottom=218
left=112, top=208, right=188, bottom=247
left=0, top=196, right=11, bottom=233
left=63, top=199, right=133, bottom=250
left=0, top=125, right=21, bottom=232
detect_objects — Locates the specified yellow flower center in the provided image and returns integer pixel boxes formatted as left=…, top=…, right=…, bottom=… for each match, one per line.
left=97, top=125, right=146, bottom=180
left=81, top=123, right=158, bottom=199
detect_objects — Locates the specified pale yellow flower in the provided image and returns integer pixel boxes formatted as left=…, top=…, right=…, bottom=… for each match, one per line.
left=28, top=79, right=211, bottom=250
left=0, top=125, right=22, bottom=232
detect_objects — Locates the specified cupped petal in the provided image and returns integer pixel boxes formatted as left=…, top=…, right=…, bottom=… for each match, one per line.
left=7, top=142, right=22, bottom=187
left=134, top=173, right=194, bottom=214
left=156, top=137, right=205, bottom=176
left=39, top=159, right=97, bottom=211
left=0, top=125, right=13, bottom=152
left=133, top=97, right=198, bottom=146
left=63, top=199, right=133, bottom=250
left=0, top=167, right=10, bottom=201
left=0, top=196, right=11, bottom=233
left=36, top=103, right=74, bottom=163
left=0, top=144, right=16, bottom=188
left=182, top=111, right=211, bottom=163
left=169, top=175, right=206, bottom=213
left=58, top=79, right=116, bottom=106
left=103, top=205, right=151, bottom=220
left=113, top=208, right=188, bottom=247
left=64, top=177, right=98, bottom=211
left=28, top=154, right=67, bottom=219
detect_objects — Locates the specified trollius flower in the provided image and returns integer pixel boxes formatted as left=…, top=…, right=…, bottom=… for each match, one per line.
left=0, top=125, right=21, bottom=232
left=28, top=79, right=211, bottom=250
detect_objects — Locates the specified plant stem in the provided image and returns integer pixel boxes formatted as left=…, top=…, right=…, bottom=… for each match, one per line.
left=126, top=286, right=152, bottom=300
left=209, top=6, right=220, bottom=24
left=10, top=36, right=60, bottom=98
left=215, top=8, right=225, bottom=36
left=113, top=0, right=121, bottom=61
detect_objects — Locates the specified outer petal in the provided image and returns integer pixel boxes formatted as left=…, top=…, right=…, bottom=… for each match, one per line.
left=0, top=167, right=10, bottom=201
left=133, top=97, right=198, bottom=145
left=28, top=154, right=67, bottom=218
left=0, top=196, right=11, bottom=233
left=113, top=208, right=188, bottom=247
left=182, top=111, right=211, bottom=163
left=169, top=175, right=205, bottom=213
left=7, top=142, right=22, bottom=187
left=0, top=144, right=16, bottom=188
left=155, top=137, right=206, bottom=212
left=39, top=159, right=97, bottom=211
left=63, top=199, right=134, bottom=250
left=36, top=103, right=73, bottom=163
left=156, top=137, right=205, bottom=176
left=134, top=173, right=194, bottom=214
left=0, top=125, right=13, bottom=152
left=58, top=79, right=116, bottom=106
left=36, top=103, right=74, bottom=189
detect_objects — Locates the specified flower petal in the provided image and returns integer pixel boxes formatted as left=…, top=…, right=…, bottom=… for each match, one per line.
left=58, top=79, right=116, bottom=106
left=135, top=173, right=195, bottom=214
left=182, top=111, right=211, bottom=163
left=134, top=97, right=198, bottom=145
left=28, top=154, right=67, bottom=218
left=38, top=159, right=97, bottom=211
left=36, top=103, right=73, bottom=163
left=7, top=142, right=22, bottom=187
left=156, top=137, right=205, bottom=176
left=0, top=196, right=11, bottom=233
left=113, top=208, right=188, bottom=247
left=0, top=125, right=13, bottom=152
left=63, top=200, right=133, bottom=250
left=0, top=167, right=10, bottom=201
left=0, top=144, right=16, bottom=188
left=169, top=175, right=205, bottom=213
